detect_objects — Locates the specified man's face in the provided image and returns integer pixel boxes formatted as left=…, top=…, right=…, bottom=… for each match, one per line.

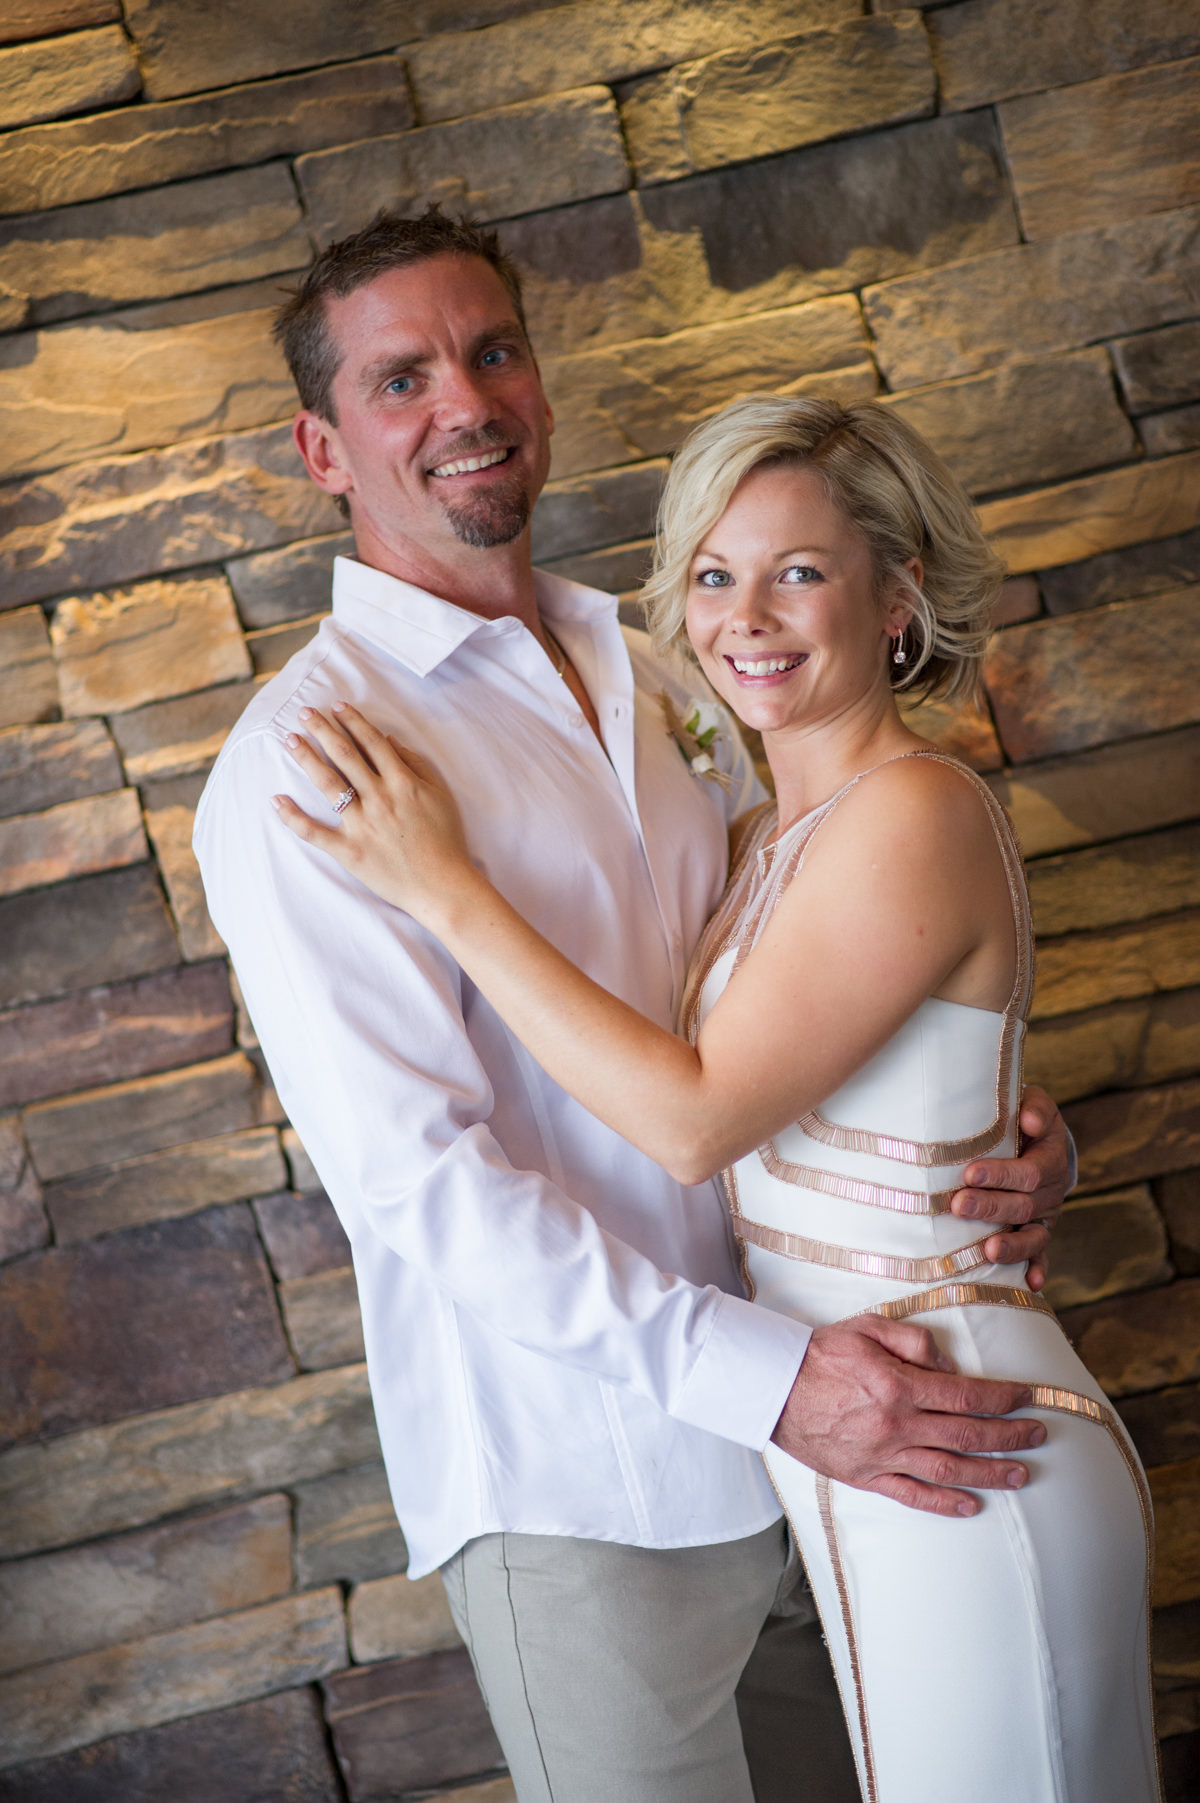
left=300, top=253, right=554, bottom=573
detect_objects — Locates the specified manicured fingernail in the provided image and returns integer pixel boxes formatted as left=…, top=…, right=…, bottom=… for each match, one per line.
left=1007, top=1468, right=1027, bottom=1488
left=958, top=1196, right=978, bottom=1218
left=286, top=733, right=299, bottom=748
left=957, top=1499, right=977, bottom=1517
left=270, top=795, right=282, bottom=811
left=332, top=701, right=346, bottom=712
left=298, top=707, right=313, bottom=719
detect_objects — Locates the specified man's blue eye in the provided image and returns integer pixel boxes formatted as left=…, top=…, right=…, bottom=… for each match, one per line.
left=480, top=348, right=507, bottom=366
left=387, top=376, right=412, bottom=394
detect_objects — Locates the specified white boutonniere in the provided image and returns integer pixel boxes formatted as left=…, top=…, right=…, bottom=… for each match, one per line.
left=658, top=691, right=732, bottom=790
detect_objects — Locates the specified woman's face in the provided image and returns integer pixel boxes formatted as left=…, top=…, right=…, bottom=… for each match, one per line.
left=685, top=462, right=912, bottom=741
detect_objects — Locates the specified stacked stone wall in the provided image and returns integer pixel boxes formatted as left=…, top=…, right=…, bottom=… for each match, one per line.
left=0, top=1, right=1198, bottom=1796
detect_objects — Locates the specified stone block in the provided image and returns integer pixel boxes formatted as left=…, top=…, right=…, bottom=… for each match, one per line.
left=1150, top=1456, right=1200, bottom=1607
left=0, top=960, right=232, bottom=1110
left=1160, top=1167, right=1200, bottom=1275
left=1040, top=526, right=1200, bottom=616
left=543, top=296, right=875, bottom=480
left=0, top=720, right=121, bottom=820
left=930, top=0, right=1200, bottom=113
left=279, top=1267, right=365, bottom=1372
left=992, top=577, right=1040, bottom=627
left=0, top=164, right=310, bottom=330
left=0, top=864, right=179, bottom=1010
left=280, top=1127, right=321, bottom=1194
left=985, top=586, right=1200, bottom=760
left=0, top=3, right=119, bottom=46
left=0, top=1494, right=291, bottom=1676
left=1032, top=913, right=1200, bottom=1022
left=297, top=87, right=630, bottom=246
left=501, top=190, right=677, bottom=351
left=0, top=56, right=413, bottom=217
left=247, top=613, right=327, bottom=677
left=531, top=461, right=666, bottom=563
left=348, top=1571, right=462, bottom=1664
left=988, top=724, right=1200, bottom=858
left=0, top=1111, right=47, bottom=1264
left=1042, top=1185, right=1171, bottom=1311
left=1142, top=986, right=1200, bottom=1089
left=1024, top=997, right=1149, bottom=1104
left=863, top=203, right=1200, bottom=389
left=0, top=1686, right=343, bottom=1803
left=453, top=1783, right=516, bottom=1803
left=1065, top=1078, right=1200, bottom=1191
left=142, top=773, right=224, bottom=962
left=23, top=1051, right=261, bottom=1180
left=1153, top=1595, right=1200, bottom=1739
left=52, top=577, right=251, bottom=718
left=1112, top=320, right=1200, bottom=415
left=1141, top=404, right=1200, bottom=458
left=897, top=693, right=1003, bottom=772
left=110, top=680, right=261, bottom=787
left=1161, top=1725, right=1200, bottom=1789
left=881, top=349, right=1137, bottom=497
left=0, top=1587, right=346, bottom=1769
left=0, top=607, right=57, bottom=729
left=254, top=1189, right=350, bottom=1281
left=0, top=1363, right=376, bottom=1559
left=323, top=1646, right=504, bottom=1799
left=1120, top=1384, right=1200, bottom=1470
left=227, top=533, right=353, bottom=628
left=294, top=1463, right=407, bottom=1588
left=540, top=540, right=654, bottom=596
left=0, top=24, right=138, bottom=131
left=120, top=0, right=417, bottom=99
left=409, top=0, right=857, bottom=123
left=1028, top=822, right=1200, bottom=937
left=616, top=71, right=692, bottom=187
left=1060, top=1279, right=1200, bottom=1400
left=982, top=453, right=1200, bottom=577
left=0, top=308, right=293, bottom=481
left=0, top=788, right=146, bottom=899
left=0, top=422, right=341, bottom=612
left=47, top=1126, right=285, bottom=1243
left=1001, top=58, right=1200, bottom=241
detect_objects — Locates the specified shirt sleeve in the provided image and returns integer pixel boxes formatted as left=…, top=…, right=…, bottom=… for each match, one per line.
left=195, top=728, right=808, bottom=1453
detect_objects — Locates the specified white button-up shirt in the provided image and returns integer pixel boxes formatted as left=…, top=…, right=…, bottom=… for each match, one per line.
left=195, top=557, right=810, bottom=1578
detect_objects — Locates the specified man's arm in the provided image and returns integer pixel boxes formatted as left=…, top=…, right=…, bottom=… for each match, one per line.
left=949, top=1086, right=1074, bottom=1292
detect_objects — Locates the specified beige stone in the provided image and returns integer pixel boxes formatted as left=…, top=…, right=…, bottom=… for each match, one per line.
left=109, top=679, right=262, bottom=787
left=618, top=72, right=692, bottom=186
left=0, top=789, right=145, bottom=899
left=1024, top=999, right=1148, bottom=1103
left=1032, top=913, right=1200, bottom=1022
left=52, top=577, right=251, bottom=718
left=897, top=694, right=1003, bottom=771
left=279, top=1267, right=365, bottom=1372
left=46, top=1126, right=286, bottom=1243
left=0, top=720, right=121, bottom=821
left=0, top=3, right=119, bottom=46
left=1002, top=58, right=1200, bottom=241
left=348, top=1570, right=462, bottom=1664
left=0, top=606, right=57, bottom=731
left=0, top=1363, right=376, bottom=1558
left=1143, top=987, right=1200, bottom=1088
left=0, top=24, right=138, bottom=131
left=1066, top=1077, right=1200, bottom=1191
left=988, top=724, right=1200, bottom=859
left=297, top=87, right=630, bottom=246
left=0, top=1110, right=48, bottom=1263
left=1028, top=822, right=1200, bottom=937
left=121, top=0, right=416, bottom=99
left=1112, top=319, right=1200, bottom=414
left=0, top=1494, right=291, bottom=1676
left=142, top=772, right=224, bottom=962
left=281, top=1128, right=321, bottom=1194
left=294, top=1463, right=407, bottom=1588
left=864, top=204, right=1200, bottom=389
left=1043, top=1185, right=1171, bottom=1311
left=0, top=1588, right=347, bottom=1769
left=1151, top=1456, right=1200, bottom=1607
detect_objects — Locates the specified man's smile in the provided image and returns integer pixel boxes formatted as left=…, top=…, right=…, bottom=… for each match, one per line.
left=430, top=447, right=514, bottom=478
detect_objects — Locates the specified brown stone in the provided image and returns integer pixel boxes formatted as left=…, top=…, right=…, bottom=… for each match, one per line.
left=0, top=24, right=138, bottom=131
left=0, top=1494, right=291, bottom=1676
left=1160, top=1167, right=1200, bottom=1275
left=0, top=1686, right=343, bottom=1803
left=1001, top=58, right=1200, bottom=241
left=532, top=461, right=667, bottom=563
left=882, top=349, right=1137, bottom=497
left=120, top=0, right=417, bottom=99
left=1040, top=526, right=1200, bottom=615
left=254, top=1189, right=350, bottom=1281
left=897, top=693, right=1003, bottom=771
left=987, top=584, right=1200, bottom=760
left=1141, top=404, right=1200, bottom=458
left=46, top=1126, right=285, bottom=1244
left=993, top=577, right=1041, bottom=626
left=0, top=423, right=342, bottom=612
left=0, top=164, right=310, bottom=330
left=988, top=724, right=1200, bottom=859
left=0, top=56, right=413, bottom=217
left=294, top=1463, right=407, bottom=1588
left=279, top=1267, right=365, bottom=1372
left=1153, top=1595, right=1200, bottom=1739
left=863, top=203, right=1200, bottom=389
left=540, top=540, right=654, bottom=597
left=0, top=788, right=146, bottom=899
left=0, top=1587, right=346, bottom=1769
left=1027, top=822, right=1200, bottom=937
left=1112, top=320, right=1200, bottom=415
left=0, top=2, right=119, bottom=47
left=0, top=1363, right=376, bottom=1559
left=323, top=1646, right=504, bottom=1799
left=1024, top=989, right=1200, bottom=1104
left=1142, top=986, right=1200, bottom=1089
left=142, top=772, right=224, bottom=962
left=931, top=0, right=1200, bottom=112
left=1065, top=1078, right=1200, bottom=1191
left=0, top=864, right=179, bottom=1010
left=227, top=532, right=353, bottom=629
left=23, top=1050, right=261, bottom=1180
left=0, top=720, right=121, bottom=820
left=1119, top=1383, right=1200, bottom=1469
left=0, top=1203, right=293, bottom=1448
left=982, top=455, right=1200, bottom=576
left=543, top=297, right=875, bottom=480
left=1042, top=1185, right=1171, bottom=1311
left=52, top=577, right=251, bottom=718
left=247, top=613, right=327, bottom=677
left=109, top=680, right=261, bottom=787
left=348, top=1571, right=462, bottom=1664
left=0, top=1111, right=47, bottom=1264
left=1150, top=1456, right=1200, bottom=1607
left=1060, top=1278, right=1200, bottom=1399
left=0, top=606, right=57, bottom=728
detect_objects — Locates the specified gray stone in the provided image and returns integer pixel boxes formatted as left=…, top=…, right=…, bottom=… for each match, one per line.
left=0, top=788, right=146, bottom=899
left=0, top=164, right=311, bottom=330
left=1027, top=822, right=1200, bottom=937
left=541, top=540, right=654, bottom=597
left=52, top=577, right=251, bottom=718
left=988, top=723, right=1200, bottom=858
left=864, top=203, right=1200, bottom=389
left=0, top=1363, right=376, bottom=1558
left=1039, top=526, right=1200, bottom=615
left=1120, top=1383, right=1200, bottom=1469
left=0, top=3, right=119, bottom=47
left=1141, top=404, right=1200, bottom=458
left=293, top=1463, right=407, bottom=1588
left=0, top=864, right=179, bottom=1010
left=23, top=1050, right=262, bottom=1180
left=142, top=772, right=224, bottom=962
left=296, top=87, right=630, bottom=246
left=0, top=1494, right=291, bottom=1676
left=0, top=422, right=342, bottom=612
left=0, top=24, right=138, bottom=131
left=0, top=607, right=57, bottom=728
left=120, top=0, right=417, bottom=99
left=323, top=1647, right=503, bottom=1800
left=531, top=462, right=666, bottom=563
left=1043, top=1185, right=1172, bottom=1310
left=978, top=452, right=1200, bottom=575
left=0, top=1111, right=47, bottom=1264
left=110, top=680, right=262, bottom=787
left=0, top=720, right=121, bottom=820
left=1065, top=1077, right=1200, bottom=1191
left=254, top=1189, right=350, bottom=1281
left=1112, top=320, right=1200, bottom=414
left=46, top=1127, right=286, bottom=1244
left=348, top=1570, right=462, bottom=1664
left=247, top=613, right=326, bottom=677
left=0, top=56, right=413, bottom=217
left=1000, top=57, right=1200, bottom=241
left=1160, top=1166, right=1200, bottom=1275
left=279, top=1267, right=365, bottom=1372
left=497, top=192, right=680, bottom=354
left=1060, top=1276, right=1200, bottom=1398
left=227, top=533, right=353, bottom=628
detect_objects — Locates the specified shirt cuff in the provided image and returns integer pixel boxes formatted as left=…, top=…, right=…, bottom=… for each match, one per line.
left=672, top=1289, right=812, bottom=1452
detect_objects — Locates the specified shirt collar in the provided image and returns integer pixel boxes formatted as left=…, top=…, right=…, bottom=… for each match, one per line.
left=331, top=556, right=619, bottom=678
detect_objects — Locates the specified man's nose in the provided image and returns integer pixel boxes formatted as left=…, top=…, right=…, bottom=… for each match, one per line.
left=433, top=364, right=496, bottom=429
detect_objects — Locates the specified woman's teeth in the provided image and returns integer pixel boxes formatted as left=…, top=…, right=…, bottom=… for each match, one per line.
left=729, top=654, right=806, bottom=675
left=431, top=448, right=510, bottom=476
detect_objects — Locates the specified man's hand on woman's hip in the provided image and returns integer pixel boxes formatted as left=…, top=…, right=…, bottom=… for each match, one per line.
left=949, top=1084, right=1072, bottom=1292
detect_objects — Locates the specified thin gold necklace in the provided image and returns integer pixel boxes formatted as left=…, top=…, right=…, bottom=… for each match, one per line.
left=543, top=626, right=567, bottom=678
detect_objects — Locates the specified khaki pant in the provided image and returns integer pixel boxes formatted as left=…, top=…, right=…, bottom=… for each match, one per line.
left=440, top=1522, right=859, bottom=1803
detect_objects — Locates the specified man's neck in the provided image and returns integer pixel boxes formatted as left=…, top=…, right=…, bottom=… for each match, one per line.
left=353, top=516, right=542, bottom=633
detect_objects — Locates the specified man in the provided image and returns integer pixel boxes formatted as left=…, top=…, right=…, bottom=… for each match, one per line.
left=195, top=209, right=1072, bottom=1803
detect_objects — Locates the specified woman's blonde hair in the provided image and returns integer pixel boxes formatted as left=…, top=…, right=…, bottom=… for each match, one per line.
left=641, top=395, right=1005, bottom=705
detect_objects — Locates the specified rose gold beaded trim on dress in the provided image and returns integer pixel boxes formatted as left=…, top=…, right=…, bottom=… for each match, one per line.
left=816, top=1473, right=879, bottom=1803
left=736, top=1217, right=996, bottom=1282
left=858, top=1281, right=1055, bottom=1323
left=757, top=1140, right=956, bottom=1213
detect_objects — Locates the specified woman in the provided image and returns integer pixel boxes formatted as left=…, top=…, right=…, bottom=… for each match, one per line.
left=275, top=397, right=1159, bottom=1803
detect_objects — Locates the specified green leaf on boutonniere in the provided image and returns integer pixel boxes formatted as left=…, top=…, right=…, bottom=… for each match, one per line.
left=659, top=690, right=733, bottom=789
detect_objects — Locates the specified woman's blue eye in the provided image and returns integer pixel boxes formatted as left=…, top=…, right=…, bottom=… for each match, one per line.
left=781, top=565, right=821, bottom=583
left=696, top=569, right=733, bottom=588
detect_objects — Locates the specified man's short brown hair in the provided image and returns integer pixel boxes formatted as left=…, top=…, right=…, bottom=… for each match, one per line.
left=273, top=206, right=529, bottom=425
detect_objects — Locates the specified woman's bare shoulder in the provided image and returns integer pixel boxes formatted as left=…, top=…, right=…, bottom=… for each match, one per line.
left=804, top=752, right=1001, bottom=880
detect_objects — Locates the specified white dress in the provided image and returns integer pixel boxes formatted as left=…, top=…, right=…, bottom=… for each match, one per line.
left=684, top=750, right=1161, bottom=1803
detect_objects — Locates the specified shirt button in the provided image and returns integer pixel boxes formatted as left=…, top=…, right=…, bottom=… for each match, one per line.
left=673, top=932, right=683, bottom=950
left=570, top=712, right=585, bottom=728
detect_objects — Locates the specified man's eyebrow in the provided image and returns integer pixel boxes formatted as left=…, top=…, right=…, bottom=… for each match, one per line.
left=358, top=349, right=424, bottom=391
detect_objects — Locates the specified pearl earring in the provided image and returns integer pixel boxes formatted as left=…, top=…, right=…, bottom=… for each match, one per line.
left=892, top=633, right=907, bottom=666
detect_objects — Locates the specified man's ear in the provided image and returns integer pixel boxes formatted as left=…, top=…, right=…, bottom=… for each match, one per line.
left=293, top=411, right=353, bottom=501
